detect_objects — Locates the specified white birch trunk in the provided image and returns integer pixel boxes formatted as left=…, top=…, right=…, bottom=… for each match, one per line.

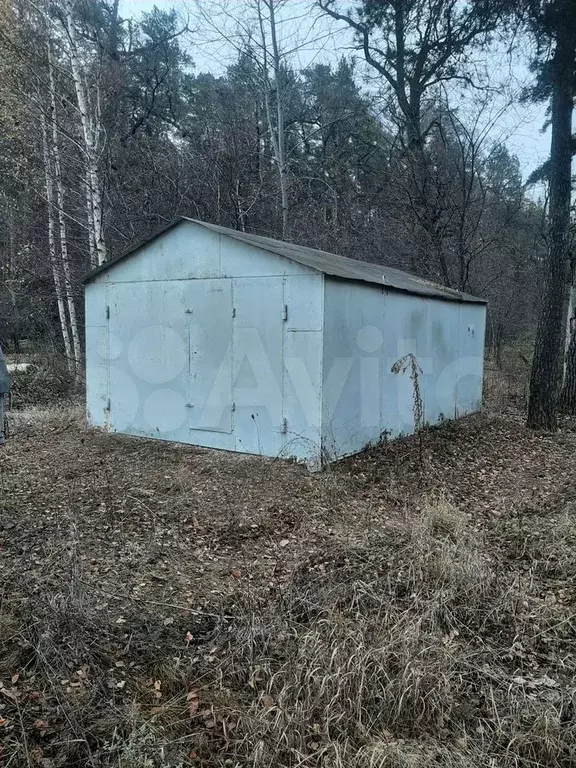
left=84, top=167, right=97, bottom=267
left=41, top=111, right=74, bottom=373
left=48, top=45, right=82, bottom=375
left=64, top=0, right=107, bottom=266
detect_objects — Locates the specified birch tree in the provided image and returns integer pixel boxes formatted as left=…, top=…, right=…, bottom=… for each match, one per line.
left=48, top=41, right=82, bottom=372
left=40, top=108, right=74, bottom=372
left=256, top=0, right=289, bottom=238
left=60, top=0, right=107, bottom=267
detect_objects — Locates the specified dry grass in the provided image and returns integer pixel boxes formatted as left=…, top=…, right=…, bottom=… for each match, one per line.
left=483, top=342, right=533, bottom=414
left=1, top=402, right=576, bottom=767
left=6, top=403, right=85, bottom=435
left=194, top=497, right=574, bottom=768
left=6, top=351, right=82, bottom=410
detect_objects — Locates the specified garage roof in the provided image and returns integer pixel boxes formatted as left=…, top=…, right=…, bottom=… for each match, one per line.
left=84, top=217, right=486, bottom=304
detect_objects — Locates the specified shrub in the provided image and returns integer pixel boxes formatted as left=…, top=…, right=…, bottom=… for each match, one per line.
left=7, top=352, right=81, bottom=409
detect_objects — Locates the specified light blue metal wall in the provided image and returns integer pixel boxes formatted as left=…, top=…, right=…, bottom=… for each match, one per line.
left=321, top=277, right=486, bottom=460
left=321, top=279, right=386, bottom=457
left=86, top=219, right=485, bottom=466
left=85, top=281, right=109, bottom=428
left=85, top=220, right=324, bottom=465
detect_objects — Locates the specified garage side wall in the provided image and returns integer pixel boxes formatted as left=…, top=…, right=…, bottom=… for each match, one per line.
left=321, top=278, right=486, bottom=460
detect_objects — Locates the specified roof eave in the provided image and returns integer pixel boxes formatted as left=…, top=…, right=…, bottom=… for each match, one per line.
left=324, top=272, right=487, bottom=305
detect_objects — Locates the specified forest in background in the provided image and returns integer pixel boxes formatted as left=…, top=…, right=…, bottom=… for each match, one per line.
left=0, top=0, right=550, bottom=376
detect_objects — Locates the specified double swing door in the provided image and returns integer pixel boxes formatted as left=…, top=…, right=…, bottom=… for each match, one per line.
left=188, top=276, right=285, bottom=457
left=106, top=277, right=287, bottom=454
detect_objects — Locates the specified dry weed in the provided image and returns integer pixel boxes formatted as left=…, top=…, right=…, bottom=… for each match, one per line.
left=179, top=496, right=575, bottom=768
left=6, top=403, right=85, bottom=437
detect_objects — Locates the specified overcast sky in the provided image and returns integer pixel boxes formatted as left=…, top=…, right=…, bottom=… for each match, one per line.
left=122, top=0, right=552, bottom=185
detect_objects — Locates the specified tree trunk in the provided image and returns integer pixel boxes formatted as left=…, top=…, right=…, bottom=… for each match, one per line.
left=560, top=321, right=576, bottom=415
left=260, top=0, right=289, bottom=239
left=84, top=167, right=98, bottom=267
left=268, top=0, right=288, bottom=238
left=64, top=0, right=107, bottom=267
left=526, top=23, right=574, bottom=431
left=48, top=45, right=82, bottom=375
left=40, top=111, right=74, bottom=374
left=560, top=282, right=576, bottom=414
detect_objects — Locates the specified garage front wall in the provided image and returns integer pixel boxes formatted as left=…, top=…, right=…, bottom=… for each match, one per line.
left=86, top=221, right=325, bottom=465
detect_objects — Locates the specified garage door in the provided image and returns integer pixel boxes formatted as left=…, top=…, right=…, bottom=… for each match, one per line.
left=107, top=281, right=190, bottom=440
left=188, top=279, right=234, bottom=433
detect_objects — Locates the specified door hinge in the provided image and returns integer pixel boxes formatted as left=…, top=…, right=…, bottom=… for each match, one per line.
left=232, top=307, right=236, bottom=318
left=280, top=417, right=287, bottom=434
left=105, top=305, right=110, bottom=320
left=282, top=304, right=288, bottom=321
left=231, top=402, right=236, bottom=412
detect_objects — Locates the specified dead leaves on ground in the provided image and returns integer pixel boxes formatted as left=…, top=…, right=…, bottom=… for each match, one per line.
left=2, top=410, right=576, bottom=765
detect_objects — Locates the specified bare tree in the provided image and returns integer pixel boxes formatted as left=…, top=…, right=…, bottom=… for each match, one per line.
left=318, top=0, right=506, bottom=279
left=256, top=0, right=290, bottom=238
left=48, top=41, right=81, bottom=373
left=40, top=108, right=74, bottom=372
left=195, top=0, right=319, bottom=240
left=60, top=0, right=107, bottom=267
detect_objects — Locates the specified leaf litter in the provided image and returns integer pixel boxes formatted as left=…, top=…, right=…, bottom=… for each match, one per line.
left=0, top=408, right=576, bottom=766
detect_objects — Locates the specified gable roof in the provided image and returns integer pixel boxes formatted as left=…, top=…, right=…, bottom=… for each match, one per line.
left=84, top=217, right=486, bottom=304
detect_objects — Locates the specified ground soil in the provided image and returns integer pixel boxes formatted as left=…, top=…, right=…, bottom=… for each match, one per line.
left=1, top=407, right=576, bottom=766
